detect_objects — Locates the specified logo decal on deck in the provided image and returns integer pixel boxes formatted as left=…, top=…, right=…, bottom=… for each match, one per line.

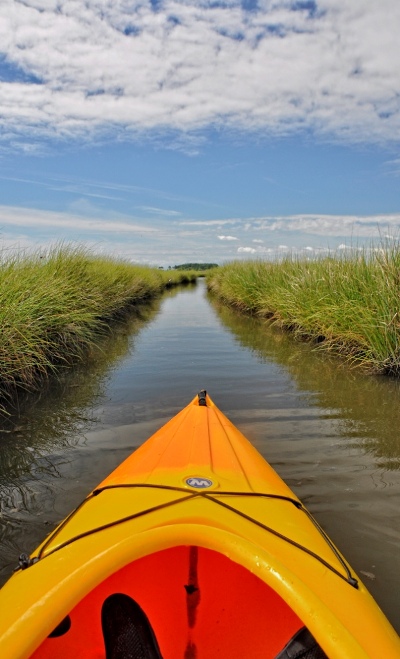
left=185, top=477, right=214, bottom=489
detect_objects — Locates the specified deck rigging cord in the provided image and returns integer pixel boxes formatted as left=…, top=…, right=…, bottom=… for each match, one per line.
left=15, top=482, right=358, bottom=588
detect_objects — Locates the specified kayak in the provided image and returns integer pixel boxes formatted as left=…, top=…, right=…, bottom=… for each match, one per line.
left=0, top=391, right=399, bottom=659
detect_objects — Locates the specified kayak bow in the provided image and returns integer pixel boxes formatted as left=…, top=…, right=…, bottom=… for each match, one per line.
left=0, top=391, right=399, bottom=658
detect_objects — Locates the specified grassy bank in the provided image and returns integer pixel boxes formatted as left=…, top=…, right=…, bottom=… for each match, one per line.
left=207, top=248, right=400, bottom=374
left=0, top=246, right=196, bottom=405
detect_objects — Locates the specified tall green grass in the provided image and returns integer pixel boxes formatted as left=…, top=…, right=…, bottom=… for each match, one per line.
left=0, top=246, right=196, bottom=405
left=207, top=247, right=400, bottom=374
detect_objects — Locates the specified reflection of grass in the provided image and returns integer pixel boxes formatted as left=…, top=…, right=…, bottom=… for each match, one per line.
left=209, top=292, right=400, bottom=467
left=0, top=297, right=161, bottom=491
left=207, top=248, right=400, bottom=374
left=0, top=299, right=163, bottom=584
left=0, top=246, right=196, bottom=408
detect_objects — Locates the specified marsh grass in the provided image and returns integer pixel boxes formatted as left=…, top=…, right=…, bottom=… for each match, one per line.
left=0, top=246, right=196, bottom=404
left=207, top=247, right=400, bottom=374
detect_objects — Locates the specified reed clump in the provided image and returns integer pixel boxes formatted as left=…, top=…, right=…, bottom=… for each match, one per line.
left=207, top=247, right=400, bottom=374
left=0, top=246, right=196, bottom=403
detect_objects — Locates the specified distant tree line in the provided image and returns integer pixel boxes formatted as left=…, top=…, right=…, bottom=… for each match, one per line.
left=172, top=263, right=219, bottom=271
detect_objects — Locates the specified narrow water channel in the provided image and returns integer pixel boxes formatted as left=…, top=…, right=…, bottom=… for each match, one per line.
left=0, top=281, right=399, bottom=634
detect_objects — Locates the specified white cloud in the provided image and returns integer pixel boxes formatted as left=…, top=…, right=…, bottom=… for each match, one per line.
left=3, top=205, right=399, bottom=244
left=137, top=206, right=182, bottom=216
left=184, top=212, right=400, bottom=240
left=0, top=205, right=157, bottom=234
left=250, top=213, right=400, bottom=237
left=2, top=204, right=400, bottom=266
left=0, top=1, right=399, bottom=147
left=179, top=219, right=237, bottom=226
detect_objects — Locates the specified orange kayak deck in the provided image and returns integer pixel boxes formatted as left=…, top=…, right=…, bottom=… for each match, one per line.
left=96, top=391, right=295, bottom=494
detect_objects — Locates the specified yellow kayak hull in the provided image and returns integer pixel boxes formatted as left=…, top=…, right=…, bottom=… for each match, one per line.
left=0, top=392, right=399, bottom=658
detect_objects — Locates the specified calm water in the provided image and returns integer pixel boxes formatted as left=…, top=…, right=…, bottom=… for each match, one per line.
left=0, top=281, right=399, bottom=633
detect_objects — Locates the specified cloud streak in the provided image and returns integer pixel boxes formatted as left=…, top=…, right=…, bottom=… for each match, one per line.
left=182, top=212, right=400, bottom=238
left=0, top=205, right=157, bottom=234
left=2, top=205, right=398, bottom=242
left=1, top=1, right=400, bottom=148
left=251, top=213, right=400, bottom=237
left=1, top=204, right=399, bottom=267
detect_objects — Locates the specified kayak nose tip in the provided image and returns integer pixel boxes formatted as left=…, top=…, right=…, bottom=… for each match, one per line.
left=198, top=390, right=207, bottom=406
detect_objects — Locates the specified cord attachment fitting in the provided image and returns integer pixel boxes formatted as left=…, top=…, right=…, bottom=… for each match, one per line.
left=198, top=390, right=207, bottom=406
left=14, top=553, right=38, bottom=572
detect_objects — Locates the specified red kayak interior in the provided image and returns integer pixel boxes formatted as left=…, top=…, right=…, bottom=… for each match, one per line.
left=31, top=545, right=305, bottom=659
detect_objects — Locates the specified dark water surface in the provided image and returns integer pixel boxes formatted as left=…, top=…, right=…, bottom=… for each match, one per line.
left=0, top=281, right=399, bottom=633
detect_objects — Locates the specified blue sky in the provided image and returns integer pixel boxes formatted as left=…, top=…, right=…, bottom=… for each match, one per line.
left=0, top=0, right=400, bottom=266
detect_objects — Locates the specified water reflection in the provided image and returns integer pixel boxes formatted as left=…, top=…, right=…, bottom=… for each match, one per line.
left=0, top=299, right=162, bottom=577
left=6, top=303, right=166, bottom=470
left=209, top=293, right=400, bottom=470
